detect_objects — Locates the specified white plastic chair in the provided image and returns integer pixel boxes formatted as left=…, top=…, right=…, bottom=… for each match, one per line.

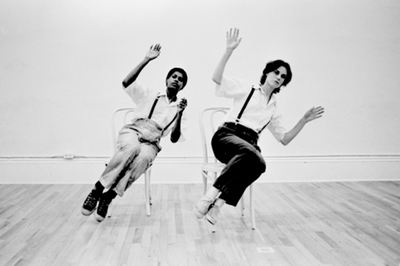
left=111, top=108, right=152, bottom=216
left=199, top=107, right=256, bottom=230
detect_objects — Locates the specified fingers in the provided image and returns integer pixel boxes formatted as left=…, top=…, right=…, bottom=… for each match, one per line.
left=313, top=106, right=324, bottom=115
left=310, top=106, right=324, bottom=120
left=150, top=44, right=162, bottom=51
left=180, top=98, right=187, bottom=106
left=306, top=106, right=324, bottom=119
left=179, top=98, right=188, bottom=110
left=227, top=28, right=240, bottom=38
left=234, top=28, right=239, bottom=38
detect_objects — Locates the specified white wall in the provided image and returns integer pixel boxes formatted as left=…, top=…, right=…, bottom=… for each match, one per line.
left=1, top=0, right=400, bottom=183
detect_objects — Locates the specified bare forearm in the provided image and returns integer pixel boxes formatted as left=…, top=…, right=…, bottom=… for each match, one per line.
left=122, top=58, right=151, bottom=88
left=212, top=49, right=234, bottom=85
left=170, top=112, right=183, bottom=143
left=213, top=28, right=242, bottom=85
left=280, top=118, right=307, bottom=146
left=281, top=106, right=324, bottom=145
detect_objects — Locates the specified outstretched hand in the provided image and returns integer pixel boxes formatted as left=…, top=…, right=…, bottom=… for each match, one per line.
left=226, top=28, right=242, bottom=50
left=303, top=106, right=324, bottom=123
left=145, top=44, right=161, bottom=61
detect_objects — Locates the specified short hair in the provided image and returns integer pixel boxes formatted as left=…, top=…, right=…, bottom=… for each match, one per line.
left=259, top=60, right=292, bottom=94
left=166, top=67, right=188, bottom=89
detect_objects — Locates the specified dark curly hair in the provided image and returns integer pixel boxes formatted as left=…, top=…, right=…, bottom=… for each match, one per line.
left=259, top=60, right=292, bottom=94
left=166, top=67, right=188, bottom=89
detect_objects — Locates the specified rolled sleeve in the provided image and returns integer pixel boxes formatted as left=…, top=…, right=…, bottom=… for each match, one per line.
left=123, top=81, right=150, bottom=105
left=267, top=113, right=286, bottom=142
left=215, top=76, right=250, bottom=98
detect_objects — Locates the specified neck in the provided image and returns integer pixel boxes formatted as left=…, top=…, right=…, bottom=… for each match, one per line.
left=261, top=83, right=274, bottom=99
left=167, top=94, right=177, bottom=103
left=166, top=87, right=179, bottom=103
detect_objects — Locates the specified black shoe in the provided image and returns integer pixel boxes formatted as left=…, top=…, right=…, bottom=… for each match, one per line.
left=95, top=194, right=113, bottom=222
left=81, top=190, right=100, bottom=216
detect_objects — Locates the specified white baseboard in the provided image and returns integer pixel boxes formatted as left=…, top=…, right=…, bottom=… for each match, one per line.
left=1, top=155, right=399, bottom=184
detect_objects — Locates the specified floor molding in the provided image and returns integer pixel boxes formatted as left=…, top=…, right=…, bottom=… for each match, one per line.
left=1, top=154, right=400, bottom=163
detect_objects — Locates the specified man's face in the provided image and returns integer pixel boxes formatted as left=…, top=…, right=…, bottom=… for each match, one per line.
left=166, top=71, right=184, bottom=98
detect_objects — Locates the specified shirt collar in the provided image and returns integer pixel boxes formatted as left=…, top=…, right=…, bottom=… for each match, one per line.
left=256, top=87, right=277, bottom=105
left=157, top=92, right=177, bottom=105
left=269, top=93, right=277, bottom=105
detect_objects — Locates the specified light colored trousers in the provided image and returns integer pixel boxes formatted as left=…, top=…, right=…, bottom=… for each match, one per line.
left=99, top=118, right=162, bottom=197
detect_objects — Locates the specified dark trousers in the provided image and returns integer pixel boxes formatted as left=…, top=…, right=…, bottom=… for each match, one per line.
left=211, top=123, right=266, bottom=206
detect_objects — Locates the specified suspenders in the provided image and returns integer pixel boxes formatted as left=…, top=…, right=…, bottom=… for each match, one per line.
left=235, top=87, right=255, bottom=124
left=258, top=120, right=271, bottom=134
left=148, top=94, right=160, bottom=119
left=163, top=113, right=178, bottom=132
left=147, top=94, right=177, bottom=133
left=235, top=87, right=271, bottom=134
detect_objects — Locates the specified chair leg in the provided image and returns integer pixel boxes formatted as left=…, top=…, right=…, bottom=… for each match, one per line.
left=250, top=184, right=256, bottom=230
left=148, top=168, right=152, bottom=205
left=202, top=171, right=208, bottom=194
left=211, top=224, right=217, bottom=233
left=145, top=168, right=151, bottom=216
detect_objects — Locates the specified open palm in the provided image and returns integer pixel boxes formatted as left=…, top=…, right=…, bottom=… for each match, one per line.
left=303, top=106, right=324, bottom=122
left=226, top=28, right=242, bottom=50
left=146, top=44, right=161, bottom=60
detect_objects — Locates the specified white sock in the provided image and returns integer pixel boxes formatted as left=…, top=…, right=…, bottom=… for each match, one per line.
left=214, top=198, right=225, bottom=209
left=205, top=186, right=220, bottom=200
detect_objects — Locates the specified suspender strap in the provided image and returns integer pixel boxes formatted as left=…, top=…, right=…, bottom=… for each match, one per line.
left=258, top=120, right=271, bottom=134
left=148, top=94, right=161, bottom=119
left=234, top=86, right=271, bottom=134
left=235, top=87, right=255, bottom=124
left=162, top=113, right=178, bottom=133
left=148, top=94, right=179, bottom=134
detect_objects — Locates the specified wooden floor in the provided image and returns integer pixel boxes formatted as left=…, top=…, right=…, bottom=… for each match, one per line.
left=0, top=182, right=399, bottom=266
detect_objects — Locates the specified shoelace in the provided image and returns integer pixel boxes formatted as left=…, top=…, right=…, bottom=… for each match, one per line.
left=84, top=192, right=98, bottom=207
left=97, top=198, right=112, bottom=215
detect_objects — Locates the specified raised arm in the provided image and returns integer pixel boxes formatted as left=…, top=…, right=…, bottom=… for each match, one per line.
left=280, top=106, right=325, bottom=146
left=212, top=28, right=242, bottom=85
left=122, top=44, right=162, bottom=88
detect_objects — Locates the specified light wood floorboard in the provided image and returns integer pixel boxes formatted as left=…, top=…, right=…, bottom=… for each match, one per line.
left=0, top=181, right=399, bottom=266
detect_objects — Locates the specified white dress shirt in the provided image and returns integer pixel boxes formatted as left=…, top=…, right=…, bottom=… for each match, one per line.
left=215, top=76, right=286, bottom=142
left=123, top=81, right=186, bottom=141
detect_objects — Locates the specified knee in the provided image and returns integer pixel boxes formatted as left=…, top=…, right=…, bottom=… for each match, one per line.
left=118, top=143, right=140, bottom=156
left=259, top=159, right=266, bottom=173
left=254, top=156, right=266, bottom=173
left=246, top=152, right=266, bottom=174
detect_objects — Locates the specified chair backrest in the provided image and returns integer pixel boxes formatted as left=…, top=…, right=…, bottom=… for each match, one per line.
left=111, top=107, right=136, bottom=152
left=199, top=107, right=229, bottom=164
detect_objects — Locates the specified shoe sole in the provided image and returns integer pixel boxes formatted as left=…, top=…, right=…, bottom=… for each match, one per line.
left=81, top=207, right=95, bottom=216
left=94, top=213, right=105, bottom=222
left=205, top=213, right=217, bottom=225
left=193, top=207, right=206, bottom=219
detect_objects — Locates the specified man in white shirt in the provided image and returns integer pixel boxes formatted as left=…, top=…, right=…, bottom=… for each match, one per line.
left=82, top=44, right=188, bottom=222
left=194, top=28, right=324, bottom=225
